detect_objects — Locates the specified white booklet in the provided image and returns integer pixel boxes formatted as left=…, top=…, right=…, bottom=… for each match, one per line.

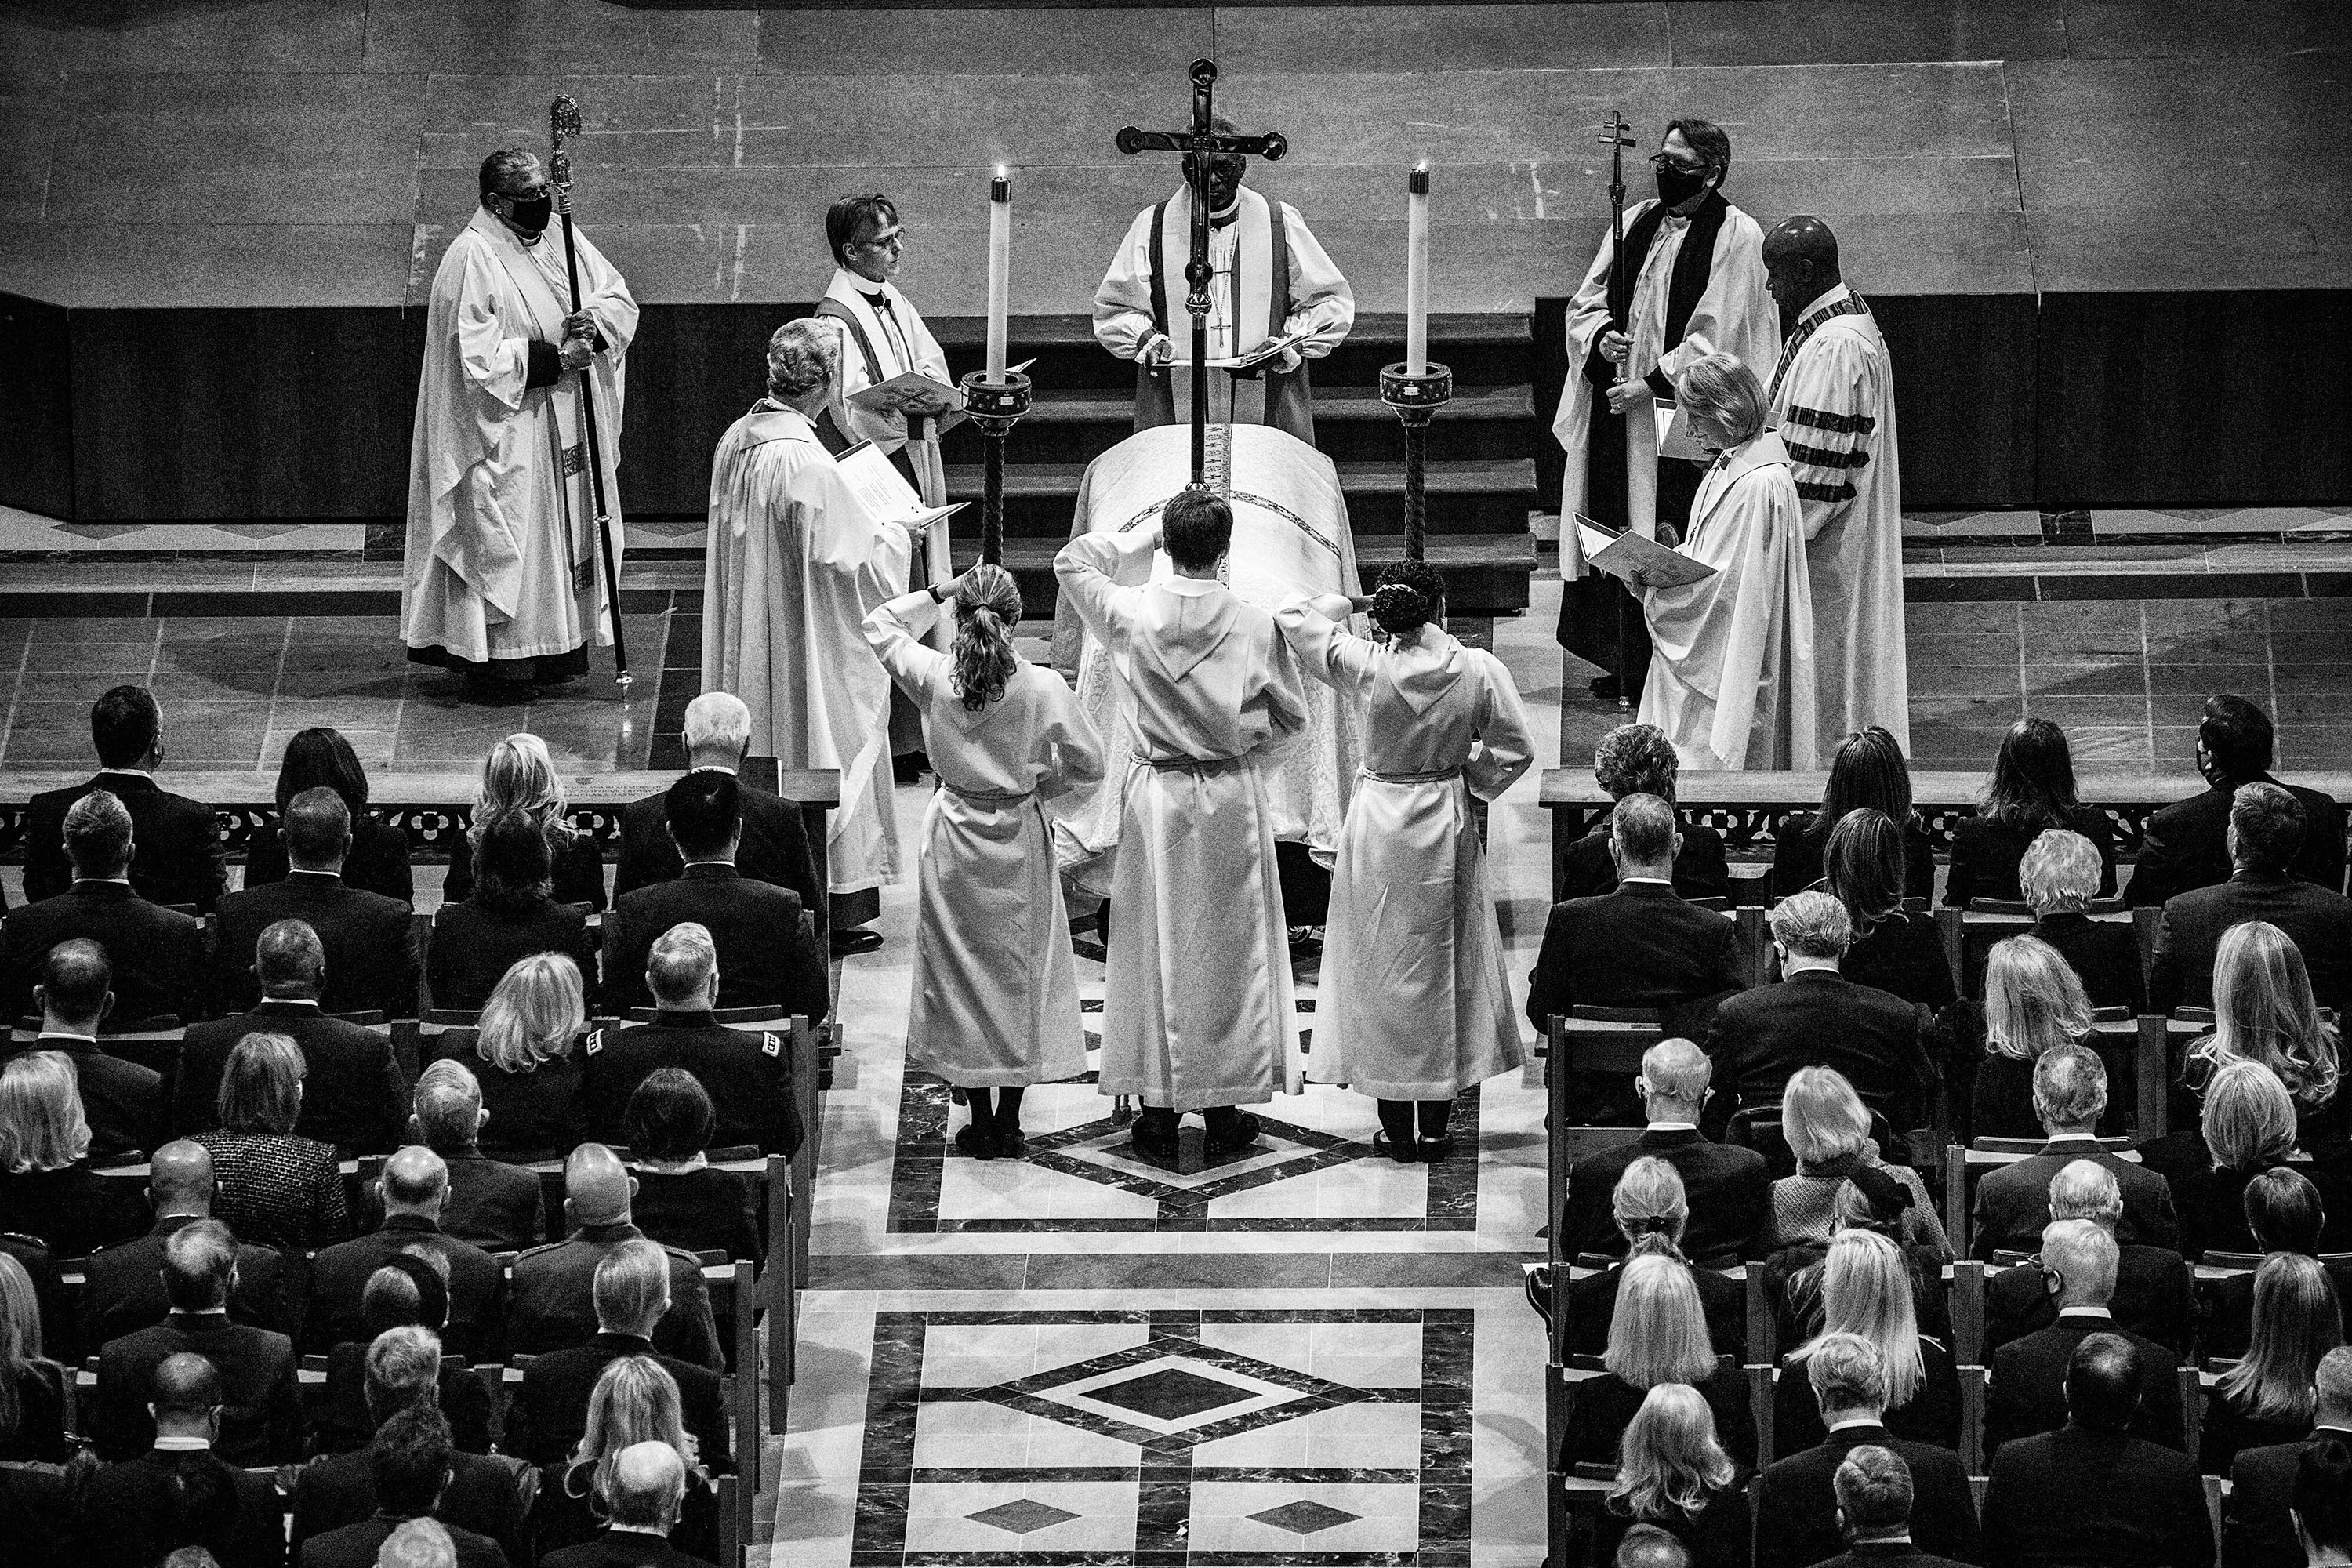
left=1164, top=328, right=1310, bottom=371
left=833, top=441, right=964, bottom=532
left=1653, top=398, right=1712, bottom=463
left=1573, top=514, right=1716, bottom=590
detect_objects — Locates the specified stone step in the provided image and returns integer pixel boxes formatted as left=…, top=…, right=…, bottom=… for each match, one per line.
left=943, top=456, right=1540, bottom=537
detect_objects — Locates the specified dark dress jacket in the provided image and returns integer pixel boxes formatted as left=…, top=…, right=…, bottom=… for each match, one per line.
left=2199, top=1387, right=2313, bottom=1479
left=531, top=1468, right=721, bottom=1568
left=1555, top=816, right=1733, bottom=905
left=1970, top=1138, right=2181, bottom=1258
left=1984, top=1242, right=2197, bottom=1356
left=0, top=880, right=207, bottom=1023
left=599, top=865, right=830, bottom=1019
left=0, top=1361, right=66, bottom=1462
left=1945, top=804, right=2119, bottom=907
left=93, top=1309, right=304, bottom=1465
left=511, top=1330, right=731, bottom=1471
left=539, top=1527, right=717, bottom=1568
left=630, top=1167, right=764, bottom=1265
left=1985, top=1313, right=2185, bottom=1452
left=1773, top=1335, right=1962, bottom=1454
left=2024, top=912, right=2147, bottom=1012
left=244, top=813, right=414, bottom=904
left=314, top=1342, right=494, bottom=1455
left=81, top=1213, right=304, bottom=1347
left=1559, top=1127, right=1770, bottom=1264
left=307, top=1211, right=507, bottom=1361
left=176, top=999, right=407, bottom=1155
left=1561, top=1257, right=1747, bottom=1359
left=1524, top=881, right=1744, bottom=1044
left=1971, top=1051, right=2127, bottom=1142
left=0, top=1463, right=82, bottom=1568
left=424, top=1033, right=590, bottom=1162
left=1751, top=1421, right=1980, bottom=1568
left=1700, top=970, right=1932, bottom=1138
left=1769, top=820, right=1936, bottom=904
left=1980, top=1425, right=2215, bottom=1568
left=296, top=1515, right=510, bottom=1568
left=1563, top=1362, right=1755, bottom=1469
left=290, top=1446, right=528, bottom=1568
left=1587, top=1483, right=1751, bottom=1568
left=2225, top=1425, right=2352, bottom=1568
left=426, top=896, right=601, bottom=1014
left=23, top=771, right=227, bottom=913
left=2150, top=869, right=2352, bottom=1015
left=209, top=873, right=417, bottom=1018
left=583, top=1011, right=804, bottom=1159
left=615, top=771, right=822, bottom=913
left=445, top=830, right=606, bottom=913
left=2127, top=774, right=2347, bottom=909
left=508, top=1221, right=723, bottom=1370
left=438, top=1146, right=546, bottom=1252
left=7, top=1033, right=162, bottom=1163
left=1807, top=1547, right=1974, bottom=1568
left=1839, top=911, right=1958, bottom=1013
left=0, top=1164, right=147, bottom=1261
left=84, top=1446, right=289, bottom=1568
left=2202, top=1256, right=2352, bottom=1359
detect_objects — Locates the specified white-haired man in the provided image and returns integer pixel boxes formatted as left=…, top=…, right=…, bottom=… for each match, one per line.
left=1971, top=1044, right=2180, bottom=1258
left=539, top=1441, right=703, bottom=1568
left=703, top=318, right=928, bottom=956
left=1985, top=1218, right=2185, bottom=1454
left=614, top=690, right=820, bottom=915
left=1984, top=1158, right=2194, bottom=1354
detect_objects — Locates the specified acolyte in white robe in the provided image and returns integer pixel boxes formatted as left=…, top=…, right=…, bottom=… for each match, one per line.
left=1274, top=596, right=1534, bottom=1101
left=403, top=206, right=638, bottom=673
left=819, top=268, right=956, bottom=594
left=1552, top=198, right=1778, bottom=573
left=866, top=590, right=1106, bottom=1089
left=702, top=401, right=910, bottom=896
left=1094, top=185, right=1354, bottom=444
left=1054, top=527, right=1312, bottom=1110
left=1638, top=431, right=1820, bottom=772
left=1766, top=285, right=1908, bottom=754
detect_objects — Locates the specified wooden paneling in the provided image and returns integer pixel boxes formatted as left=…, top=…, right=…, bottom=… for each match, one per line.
left=0, top=292, right=74, bottom=517
left=1873, top=294, right=2038, bottom=511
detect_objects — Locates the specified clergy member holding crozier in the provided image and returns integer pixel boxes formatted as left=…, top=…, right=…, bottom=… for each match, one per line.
left=404, top=148, right=638, bottom=694
left=1636, top=352, right=1818, bottom=772
left=1762, top=215, right=1907, bottom=755
left=1094, top=120, right=1355, bottom=445
left=702, top=319, right=925, bottom=955
left=1553, top=119, right=1777, bottom=704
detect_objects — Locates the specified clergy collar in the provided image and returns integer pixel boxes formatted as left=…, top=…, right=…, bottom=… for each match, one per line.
left=152, top=1434, right=214, bottom=1453
left=1795, top=283, right=1854, bottom=333
left=1160, top=575, right=1225, bottom=598
left=97, top=767, right=155, bottom=781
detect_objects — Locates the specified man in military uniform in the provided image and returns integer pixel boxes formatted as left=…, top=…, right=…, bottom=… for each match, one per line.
left=582, top=923, right=805, bottom=1159
left=506, top=1143, right=721, bottom=1369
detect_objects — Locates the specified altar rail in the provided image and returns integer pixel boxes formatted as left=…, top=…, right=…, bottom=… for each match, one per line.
left=1538, top=767, right=2352, bottom=902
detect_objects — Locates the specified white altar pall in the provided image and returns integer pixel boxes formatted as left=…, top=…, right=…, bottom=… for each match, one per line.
left=1049, top=423, right=1363, bottom=890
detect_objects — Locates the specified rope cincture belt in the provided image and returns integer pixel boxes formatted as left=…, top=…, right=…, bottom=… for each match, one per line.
left=1362, top=766, right=1463, bottom=785
left=1135, top=751, right=1246, bottom=775
left=940, top=781, right=1036, bottom=805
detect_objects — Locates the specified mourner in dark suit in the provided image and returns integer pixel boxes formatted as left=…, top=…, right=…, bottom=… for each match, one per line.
left=242, top=728, right=415, bottom=904
left=1985, top=1220, right=2184, bottom=1452
left=411, top=1060, right=546, bottom=1251
left=294, top=1405, right=512, bottom=1568
left=1, top=791, right=206, bottom=1023
left=92, top=1220, right=304, bottom=1465
left=2149, top=782, right=2352, bottom=1015
left=21, top=688, right=227, bottom=913
left=1983, top=1159, right=2195, bottom=1354
left=1553, top=1040, right=1768, bottom=1264
left=9, top=938, right=162, bottom=1163
left=2128, top=695, right=2347, bottom=908
left=1942, top=713, right=2118, bottom=906
left=510, top=1238, right=731, bottom=1469
left=80, top=1141, right=301, bottom=1346
left=583, top=920, right=805, bottom=1159
left=176, top=922, right=407, bottom=1155
left=537, top=1442, right=711, bottom=1568
left=1751, top=1334, right=1980, bottom=1568
left=2224, top=1348, right=2352, bottom=1568
left=508, top=1144, right=722, bottom=1370
left=615, top=695, right=821, bottom=913
left=1971, top=1045, right=2181, bottom=1256
left=211, top=791, right=417, bottom=1018
left=615, top=1069, right=764, bottom=1264
left=426, top=805, right=604, bottom=1014
left=600, top=773, right=830, bottom=1019
left=1554, top=720, right=1735, bottom=900
left=308, top=1147, right=506, bottom=1360
left=1700, top=891, right=1931, bottom=1138
left=1802, top=1443, right=1976, bottom=1568
left=1981, top=1331, right=2214, bottom=1568
left=82, top=1352, right=289, bottom=1568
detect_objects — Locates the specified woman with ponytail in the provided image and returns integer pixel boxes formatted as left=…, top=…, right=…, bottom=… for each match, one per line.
left=865, top=564, right=1106, bottom=1158
left=1273, top=560, right=1534, bottom=1161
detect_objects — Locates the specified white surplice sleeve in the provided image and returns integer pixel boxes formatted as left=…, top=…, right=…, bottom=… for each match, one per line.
left=1091, top=208, right=1163, bottom=362
left=1777, top=332, right=1880, bottom=534
left=1463, top=649, right=1535, bottom=802
left=1651, top=210, right=1779, bottom=395
left=1037, top=673, right=1109, bottom=800
left=1272, top=590, right=1377, bottom=696
left=1276, top=205, right=1355, bottom=360
left=862, top=588, right=952, bottom=700
left=572, top=224, right=640, bottom=359
left=453, top=241, right=534, bottom=413
left=1054, top=528, right=1159, bottom=649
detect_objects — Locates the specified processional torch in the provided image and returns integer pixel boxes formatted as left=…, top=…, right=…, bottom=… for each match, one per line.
left=549, top=94, right=631, bottom=688
left=960, top=166, right=1030, bottom=566
left=1378, top=161, right=1449, bottom=562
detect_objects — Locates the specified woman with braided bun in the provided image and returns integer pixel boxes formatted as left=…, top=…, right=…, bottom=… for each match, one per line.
left=865, top=564, right=1107, bottom=1160
left=1273, top=560, right=1534, bottom=1162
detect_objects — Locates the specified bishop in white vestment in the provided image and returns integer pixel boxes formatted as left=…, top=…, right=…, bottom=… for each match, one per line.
left=1764, top=216, right=1908, bottom=754
left=1637, top=354, right=1819, bottom=772
left=702, top=320, right=913, bottom=936
left=1094, top=128, right=1353, bottom=446
left=1054, top=492, right=1312, bottom=1167
left=404, top=151, right=637, bottom=687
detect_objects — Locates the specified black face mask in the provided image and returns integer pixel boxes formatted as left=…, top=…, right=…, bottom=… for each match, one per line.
left=1655, top=162, right=1708, bottom=209
left=505, top=193, right=553, bottom=234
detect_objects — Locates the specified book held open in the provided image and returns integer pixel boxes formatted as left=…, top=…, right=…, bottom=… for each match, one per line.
left=833, top=441, right=964, bottom=533
left=1573, top=514, right=1717, bottom=590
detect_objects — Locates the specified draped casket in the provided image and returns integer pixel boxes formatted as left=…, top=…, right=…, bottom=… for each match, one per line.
left=1049, top=423, right=1363, bottom=889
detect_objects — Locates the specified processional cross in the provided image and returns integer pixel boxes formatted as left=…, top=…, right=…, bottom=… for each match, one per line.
left=1116, top=59, right=1287, bottom=488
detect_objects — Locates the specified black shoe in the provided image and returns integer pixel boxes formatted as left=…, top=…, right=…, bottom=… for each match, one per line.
left=1419, top=1134, right=1456, bottom=1164
left=954, top=1123, right=997, bottom=1161
left=1203, top=1110, right=1262, bottom=1161
left=1587, top=673, right=1620, bottom=701
left=1523, top=1264, right=1554, bottom=1330
left=1372, top=1130, right=1417, bottom=1165
left=996, top=1126, right=1030, bottom=1160
left=831, top=927, right=884, bottom=956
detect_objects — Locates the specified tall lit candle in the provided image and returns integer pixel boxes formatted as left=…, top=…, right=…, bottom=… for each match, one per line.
left=1405, top=161, right=1430, bottom=376
left=985, top=167, right=1011, bottom=381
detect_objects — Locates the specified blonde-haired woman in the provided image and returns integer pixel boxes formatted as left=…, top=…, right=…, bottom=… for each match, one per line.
left=444, top=731, right=607, bottom=911
left=1973, top=934, right=2108, bottom=1141
left=426, top=952, right=590, bottom=1160
left=533, top=1354, right=722, bottom=1563
left=1274, top=557, right=1533, bottom=1161
left=2181, top=920, right=2345, bottom=1142
left=1563, top=1156, right=1746, bottom=1358
left=193, top=1033, right=351, bottom=1250
left=1775, top=1229, right=1958, bottom=1454
left=2201, top=1252, right=2344, bottom=1473
left=864, top=565, right=1105, bottom=1160
left=1770, top=1067, right=1949, bottom=1259
left=2176, top=1059, right=2304, bottom=1259
left=1636, top=350, right=1817, bottom=771
left=1592, top=1382, right=1751, bottom=1568
left=0, top=1251, right=66, bottom=1462
left=1564, top=1253, right=1755, bottom=1468
left=0, top=1052, right=143, bottom=1261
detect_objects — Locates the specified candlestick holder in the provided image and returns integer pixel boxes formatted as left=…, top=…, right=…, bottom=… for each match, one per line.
left=960, top=369, right=1033, bottom=566
left=1379, top=361, right=1452, bottom=562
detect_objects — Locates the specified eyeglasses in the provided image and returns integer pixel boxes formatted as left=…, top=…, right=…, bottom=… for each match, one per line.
left=1650, top=153, right=1708, bottom=176
left=497, top=183, right=552, bottom=202
left=858, top=231, right=906, bottom=254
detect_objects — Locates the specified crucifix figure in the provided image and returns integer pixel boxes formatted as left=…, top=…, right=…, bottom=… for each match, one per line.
left=1113, top=59, right=1290, bottom=487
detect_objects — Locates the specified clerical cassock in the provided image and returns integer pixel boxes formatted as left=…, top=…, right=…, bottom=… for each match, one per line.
left=1094, top=180, right=1354, bottom=445
left=1552, top=147, right=1777, bottom=695
left=404, top=205, right=637, bottom=682
left=1639, top=429, right=1819, bottom=772
left=1766, top=285, right=1907, bottom=754
left=702, top=397, right=910, bottom=922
